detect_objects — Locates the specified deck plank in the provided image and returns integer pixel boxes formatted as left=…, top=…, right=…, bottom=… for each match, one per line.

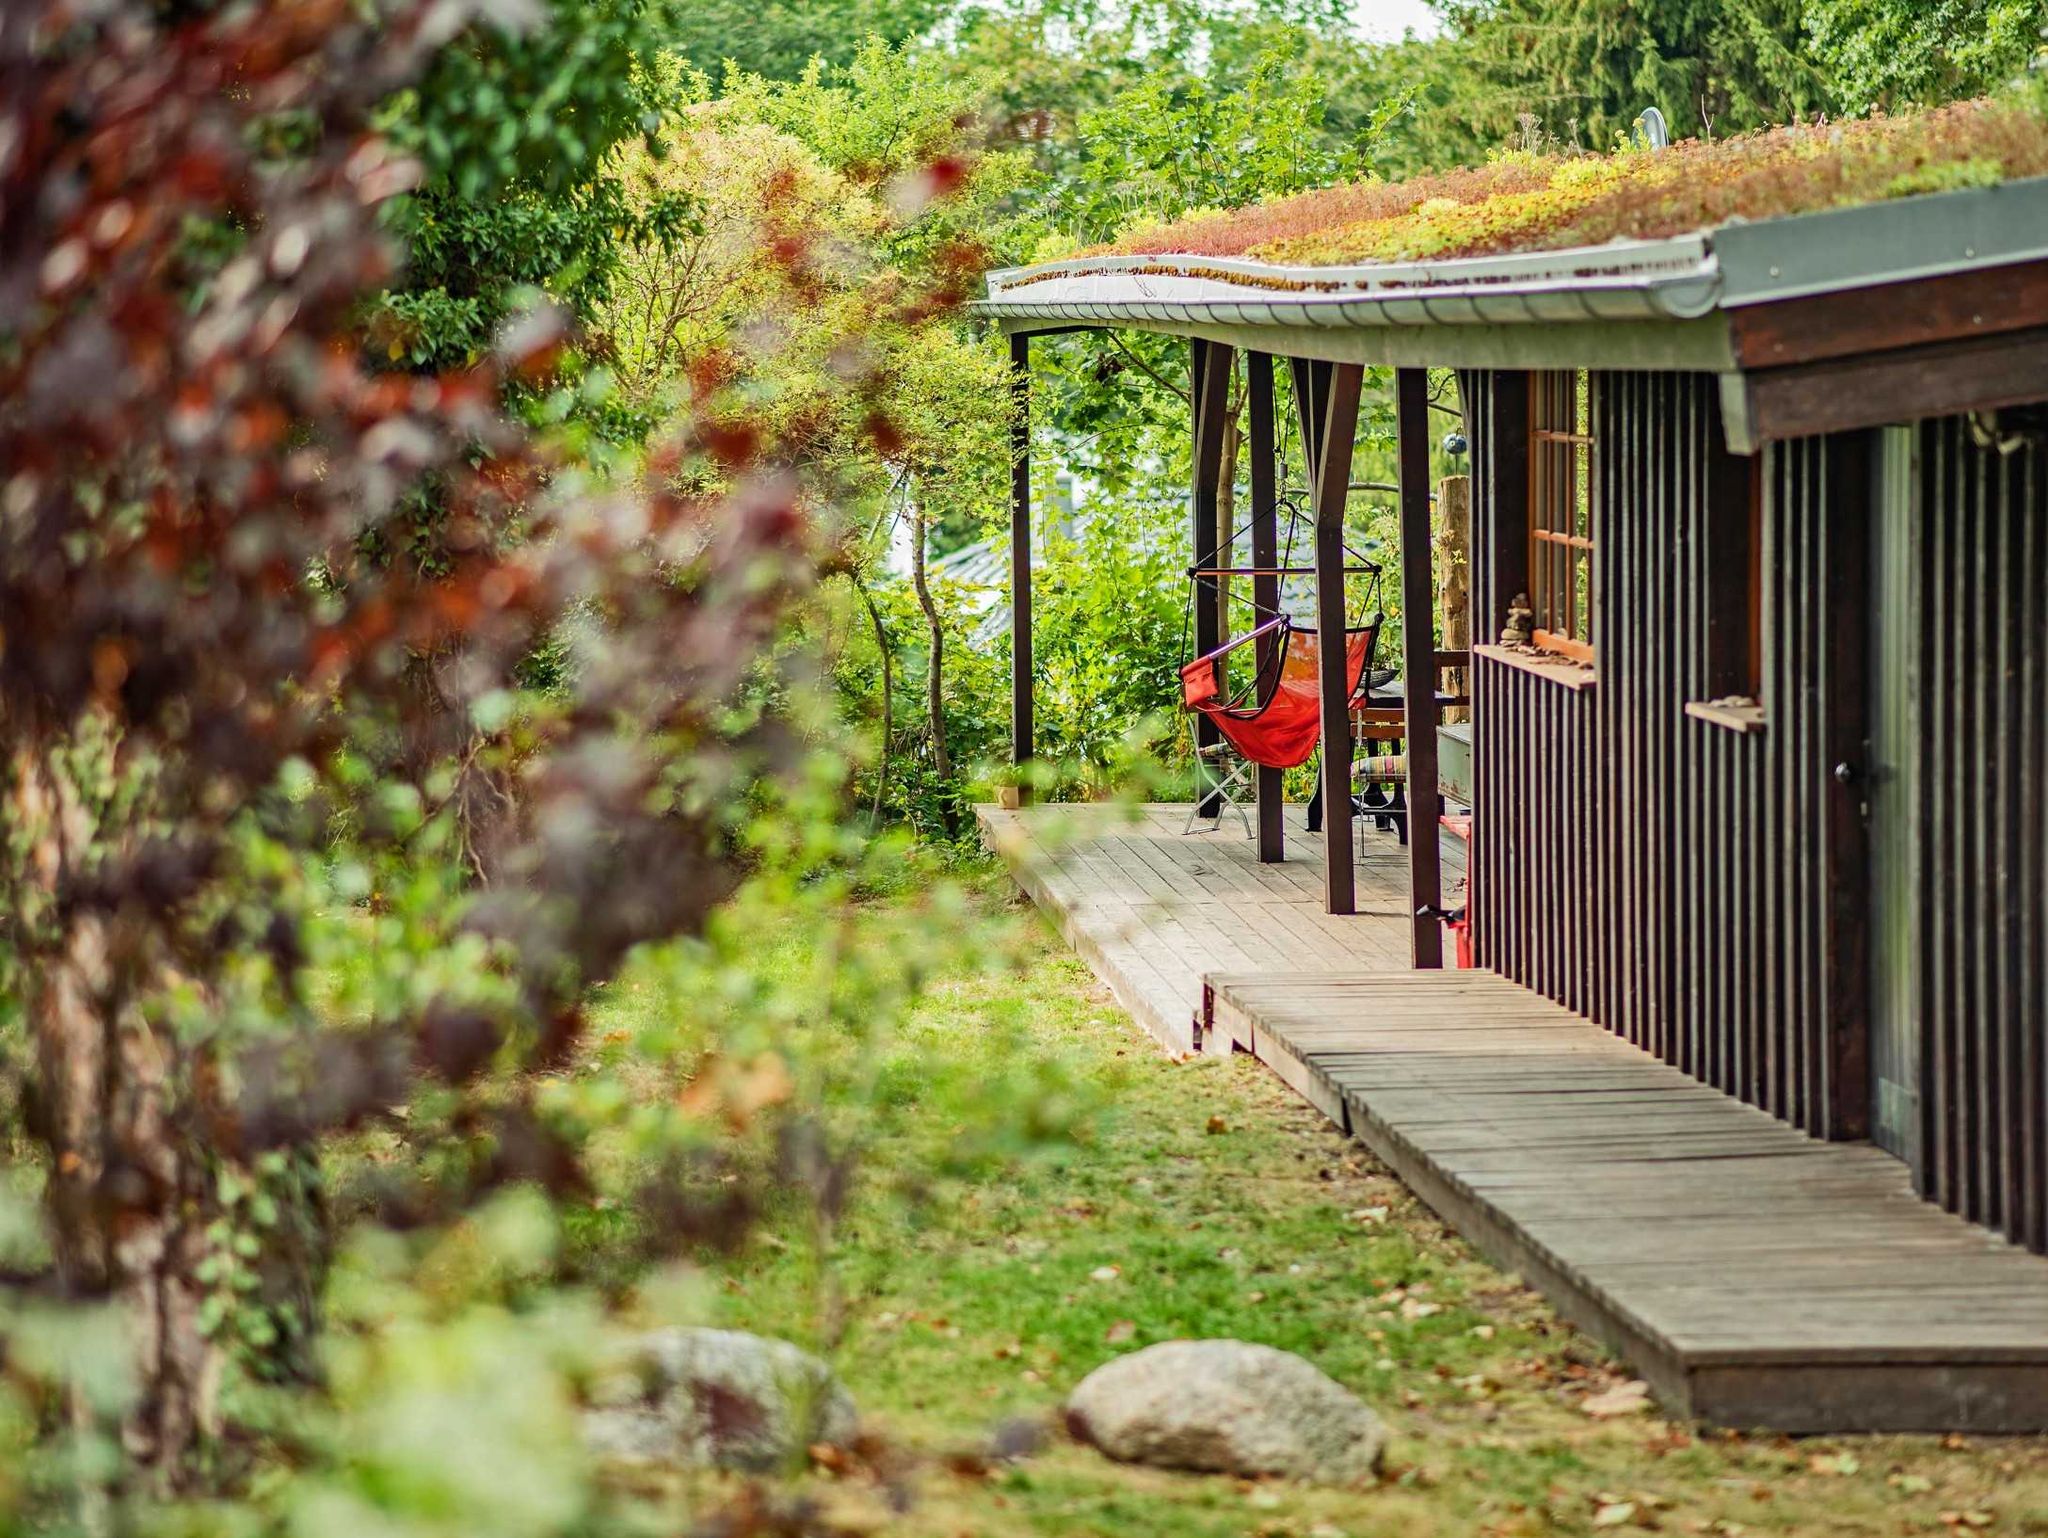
left=978, top=802, right=2048, bottom=1432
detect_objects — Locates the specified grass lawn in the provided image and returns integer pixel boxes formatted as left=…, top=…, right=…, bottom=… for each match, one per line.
left=595, top=876, right=2048, bottom=1538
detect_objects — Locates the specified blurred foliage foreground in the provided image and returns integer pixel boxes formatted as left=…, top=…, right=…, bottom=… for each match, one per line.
left=7, top=0, right=2048, bottom=1531
left=0, top=0, right=1000, bottom=1528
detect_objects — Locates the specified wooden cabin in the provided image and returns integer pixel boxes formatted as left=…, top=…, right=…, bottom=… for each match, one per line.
left=980, top=110, right=2048, bottom=1426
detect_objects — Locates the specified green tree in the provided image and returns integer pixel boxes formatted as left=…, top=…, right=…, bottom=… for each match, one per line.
left=1806, top=0, right=2048, bottom=113
left=368, top=0, right=693, bottom=390
left=950, top=0, right=1389, bottom=240
left=596, top=41, right=1021, bottom=837
left=668, top=0, right=954, bottom=82
left=1059, top=47, right=1395, bottom=244
left=1427, top=0, right=1823, bottom=152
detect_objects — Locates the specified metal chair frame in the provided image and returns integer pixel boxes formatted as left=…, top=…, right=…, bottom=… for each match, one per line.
left=1184, top=738, right=1256, bottom=838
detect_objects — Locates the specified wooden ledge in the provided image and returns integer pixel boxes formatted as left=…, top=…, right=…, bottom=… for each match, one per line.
left=1473, top=643, right=1598, bottom=692
left=1685, top=698, right=1769, bottom=735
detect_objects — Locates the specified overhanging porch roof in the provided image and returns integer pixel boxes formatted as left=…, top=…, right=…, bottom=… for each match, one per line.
left=978, top=177, right=2048, bottom=448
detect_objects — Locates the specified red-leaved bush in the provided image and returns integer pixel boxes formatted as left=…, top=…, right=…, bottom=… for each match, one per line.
left=0, top=0, right=935, bottom=1484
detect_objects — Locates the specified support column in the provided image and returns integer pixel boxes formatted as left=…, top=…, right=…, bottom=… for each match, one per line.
left=1248, top=353, right=1284, bottom=862
left=1009, top=331, right=1033, bottom=779
left=1398, top=368, right=1445, bottom=967
left=1191, top=339, right=1234, bottom=818
left=1295, top=357, right=1364, bottom=916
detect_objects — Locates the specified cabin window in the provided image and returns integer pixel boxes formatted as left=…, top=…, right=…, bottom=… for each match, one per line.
left=1529, top=370, right=1595, bottom=663
left=1687, top=442, right=1768, bottom=732
left=1704, top=425, right=1764, bottom=699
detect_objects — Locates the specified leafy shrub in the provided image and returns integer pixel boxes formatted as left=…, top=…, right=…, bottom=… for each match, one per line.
left=0, top=0, right=980, bottom=1516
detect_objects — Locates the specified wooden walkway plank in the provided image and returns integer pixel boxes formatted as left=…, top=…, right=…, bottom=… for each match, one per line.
left=979, top=802, right=2048, bottom=1433
left=1237, top=970, right=2048, bottom=1431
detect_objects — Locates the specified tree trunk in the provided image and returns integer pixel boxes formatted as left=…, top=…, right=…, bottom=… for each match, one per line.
left=1437, top=475, right=1472, bottom=724
left=855, top=572, right=894, bottom=827
left=12, top=742, right=219, bottom=1491
left=908, top=505, right=956, bottom=834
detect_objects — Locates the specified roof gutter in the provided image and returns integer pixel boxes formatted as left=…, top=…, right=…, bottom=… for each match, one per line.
left=976, top=235, right=1724, bottom=332
left=975, top=176, right=2048, bottom=341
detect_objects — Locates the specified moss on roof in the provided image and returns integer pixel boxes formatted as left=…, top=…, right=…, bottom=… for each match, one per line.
left=1101, top=98, right=2048, bottom=269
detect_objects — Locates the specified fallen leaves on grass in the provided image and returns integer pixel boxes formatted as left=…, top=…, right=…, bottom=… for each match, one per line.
left=1581, top=1380, right=1654, bottom=1419
left=808, top=1442, right=850, bottom=1474
left=1104, top=1319, right=1136, bottom=1344
left=676, top=1050, right=796, bottom=1131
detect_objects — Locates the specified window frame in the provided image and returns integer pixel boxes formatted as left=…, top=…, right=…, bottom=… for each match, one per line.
left=1528, top=369, right=1596, bottom=664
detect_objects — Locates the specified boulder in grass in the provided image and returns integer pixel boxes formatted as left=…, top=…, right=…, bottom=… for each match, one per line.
left=1065, top=1339, right=1387, bottom=1486
left=582, top=1327, right=857, bottom=1473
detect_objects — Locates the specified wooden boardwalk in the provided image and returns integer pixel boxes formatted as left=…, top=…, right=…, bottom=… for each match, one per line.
left=976, top=801, right=1463, bottom=1055
left=982, top=803, right=2048, bottom=1432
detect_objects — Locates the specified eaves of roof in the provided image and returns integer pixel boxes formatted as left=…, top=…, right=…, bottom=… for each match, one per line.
left=975, top=176, right=2048, bottom=377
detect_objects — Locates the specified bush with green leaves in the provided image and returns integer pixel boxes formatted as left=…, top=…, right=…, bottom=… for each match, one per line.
left=1805, top=0, right=2048, bottom=114
left=0, top=0, right=987, bottom=1526
left=367, top=0, right=695, bottom=380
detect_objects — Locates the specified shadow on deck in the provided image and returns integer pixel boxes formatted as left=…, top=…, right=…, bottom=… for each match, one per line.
left=979, top=801, right=2048, bottom=1433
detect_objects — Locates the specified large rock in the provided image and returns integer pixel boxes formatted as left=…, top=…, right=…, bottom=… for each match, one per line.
left=1065, top=1340, right=1386, bottom=1486
left=582, top=1327, right=857, bottom=1472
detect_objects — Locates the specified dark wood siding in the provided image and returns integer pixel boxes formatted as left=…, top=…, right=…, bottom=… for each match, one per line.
left=1467, top=370, right=2048, bottom=1251
left=1466, top=372, right=1865, bottom=1144
left=1909, top=416, right=2048, bottom=1252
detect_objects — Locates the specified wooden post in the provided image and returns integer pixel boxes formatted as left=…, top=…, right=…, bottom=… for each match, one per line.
left=1248, top=352, right=1285, bottom=862
left=1399, top=368, right=1445, bottom=967
left=1437, top=474, right=1470, bottom=725
left=1192, top=339, right=1234, bottom=819
left=1295, top=358, right=1364, bottom=916
left=1009, top=331, right=1033, bottom=780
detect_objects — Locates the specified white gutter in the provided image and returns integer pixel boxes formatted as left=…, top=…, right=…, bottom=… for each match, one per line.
left=976, top=176, right=2048, bottom=333
left=978, top=236, right=1723, bottom=330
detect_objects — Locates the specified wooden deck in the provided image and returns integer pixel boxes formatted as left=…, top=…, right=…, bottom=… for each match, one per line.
left=982, top=802, right=2048, bottom=1432
left=976, top=801, right=1464, bottom=1055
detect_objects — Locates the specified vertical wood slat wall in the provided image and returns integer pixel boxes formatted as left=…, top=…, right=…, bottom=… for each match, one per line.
left=1914, top=416, right=2048, bottom=1253
left=1466, top=370, right=2048, bottom=1252
left=1466, top=371, right=1854, bottom=1144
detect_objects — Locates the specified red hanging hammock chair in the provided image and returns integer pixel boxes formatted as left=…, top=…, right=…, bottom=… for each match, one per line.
left=1179, top=614, right=1383, bottom=771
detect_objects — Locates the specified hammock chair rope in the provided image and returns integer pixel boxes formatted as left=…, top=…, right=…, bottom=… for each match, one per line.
left=1179, top=491, right=1387, bottom=772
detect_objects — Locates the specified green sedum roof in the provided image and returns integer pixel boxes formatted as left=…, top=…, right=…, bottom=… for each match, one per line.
left=1099, top=98, right=2048, bottom=269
